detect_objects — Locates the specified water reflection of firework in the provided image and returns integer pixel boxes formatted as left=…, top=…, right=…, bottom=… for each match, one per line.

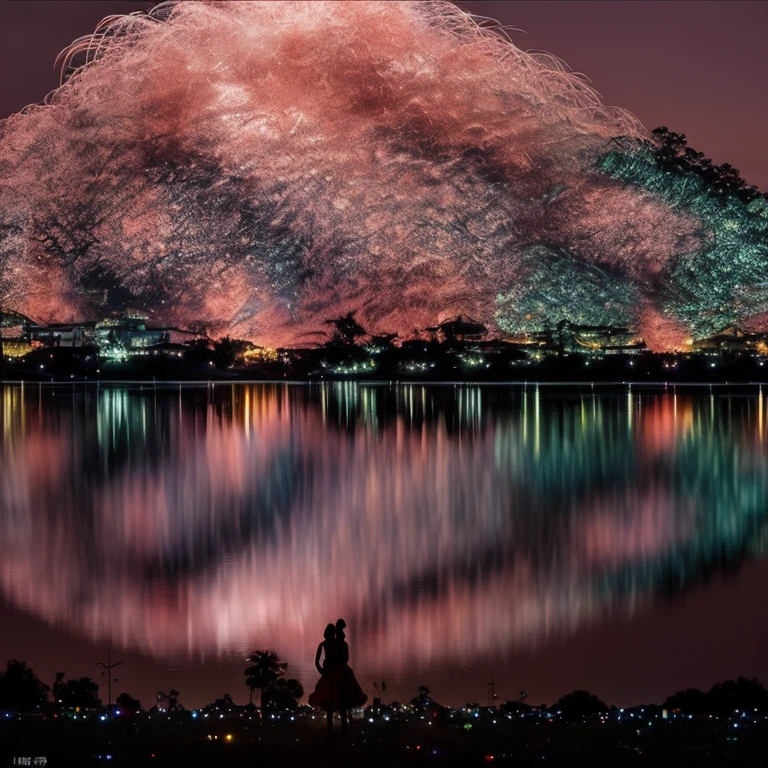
left=0, top=384, right=767, bottom=685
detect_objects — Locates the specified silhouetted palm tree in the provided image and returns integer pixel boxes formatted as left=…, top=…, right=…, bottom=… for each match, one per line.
left=325, top=312, right=366, bottom=345
left=244, top=650, right=287, bottom=708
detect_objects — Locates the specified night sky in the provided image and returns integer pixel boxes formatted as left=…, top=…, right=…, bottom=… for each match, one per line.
left=1, top=1, right=768, bottom=711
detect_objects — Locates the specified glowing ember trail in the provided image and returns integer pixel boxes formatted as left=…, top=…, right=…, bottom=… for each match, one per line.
left=0, top=1, right=765, bottom=349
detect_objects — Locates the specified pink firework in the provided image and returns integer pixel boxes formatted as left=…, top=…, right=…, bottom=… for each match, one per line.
left=0, top=1, right=703, bottom=347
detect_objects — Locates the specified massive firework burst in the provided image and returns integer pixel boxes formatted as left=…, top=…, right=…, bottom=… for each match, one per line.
left=0, top=1, right=764, bottom=348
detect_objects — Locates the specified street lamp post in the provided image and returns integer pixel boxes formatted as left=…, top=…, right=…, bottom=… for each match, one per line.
left=95, top=648, right=124, bottom=711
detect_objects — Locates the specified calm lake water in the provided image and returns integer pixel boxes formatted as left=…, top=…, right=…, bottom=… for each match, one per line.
left=1, top=382, right=768, bottom=708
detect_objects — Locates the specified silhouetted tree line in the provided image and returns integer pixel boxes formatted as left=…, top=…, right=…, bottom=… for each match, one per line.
left=115, top=692, right=141, bottom=712
left=0, top=661, right=103, bottom=712
left=0, top=660, right=50, bottom=711
left=53, top=671, right=101, bottom=710
left=550, top=690, right=609, bottom=721
left=155, top=688, right=182, bottom=712
left=3, top=656, right=768, bottom=720
left=0, top=650, right=304, bottom=715
left=392, top=679, right=768, bottom=723
left=244, top=650, right=303, bottom=711
left=651, top=127, right=763, bottom=203
left=375, top=685, right=609, bottom=723
left=663, top=676, right=768, bottom=715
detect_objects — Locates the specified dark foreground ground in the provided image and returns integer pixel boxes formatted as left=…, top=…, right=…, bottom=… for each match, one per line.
left=2, top=715, right=768, bottom=767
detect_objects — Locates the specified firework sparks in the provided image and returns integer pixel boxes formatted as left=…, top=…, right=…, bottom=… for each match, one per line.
left=0, top=1, right=764, bottom=348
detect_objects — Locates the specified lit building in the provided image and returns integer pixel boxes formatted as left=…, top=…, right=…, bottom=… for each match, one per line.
left=30, top=322, right=94, bottom=348
left=692, top=324, right=768, bottom=355
left=568, top=324, right=645, bottom=355
left=1, top=309, right=39, bottom=358
left=426, top=316, right=488, bottom=343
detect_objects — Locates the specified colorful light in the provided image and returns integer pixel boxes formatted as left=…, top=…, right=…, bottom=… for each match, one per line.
left=3, top=2, right=759, bottom=350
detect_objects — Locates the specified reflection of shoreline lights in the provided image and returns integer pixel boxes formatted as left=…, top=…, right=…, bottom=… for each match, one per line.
left=1, top=384, right=767, bottom=687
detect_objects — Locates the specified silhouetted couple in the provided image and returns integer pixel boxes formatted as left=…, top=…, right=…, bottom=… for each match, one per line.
left=308, top=618, right=367, bottom=738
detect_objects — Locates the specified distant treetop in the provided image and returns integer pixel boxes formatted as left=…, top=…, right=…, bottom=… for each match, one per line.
left=651, top=126, right=762, bottom=203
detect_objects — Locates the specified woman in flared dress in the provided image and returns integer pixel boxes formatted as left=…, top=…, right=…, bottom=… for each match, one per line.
left=308, top=619, right=367, bottom=735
